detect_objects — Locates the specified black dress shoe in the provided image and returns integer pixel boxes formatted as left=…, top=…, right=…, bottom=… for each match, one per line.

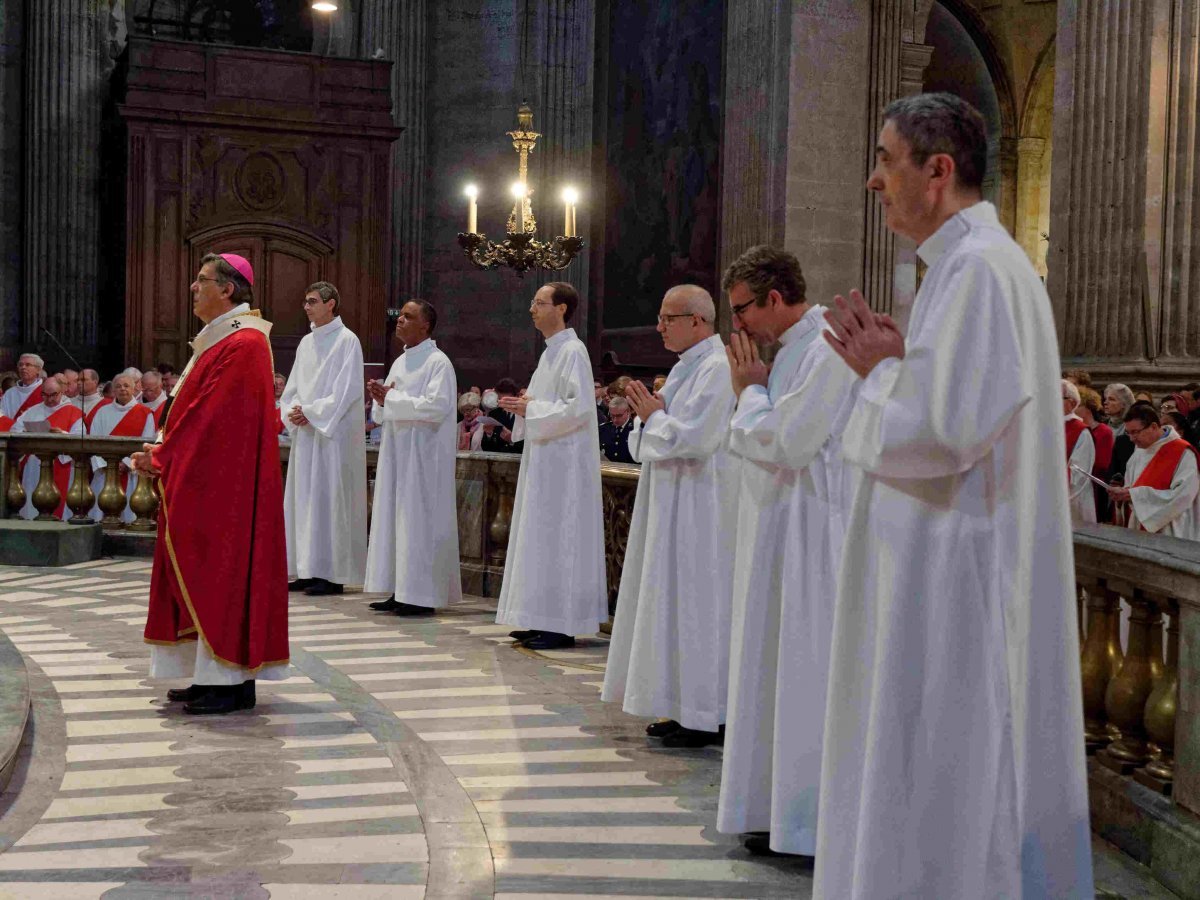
left=646, top=719, right=681, bottom=738
left=509, top=629, right=538, bottom=640
left=304, top=579, right=343, bottom=596
left=237, top=679, right=255, bottom=710
left=183, top=686, right=240, bottom=716
left=166, top=684, right=208, bottom=703
left=743, top=832, right=810, bottom=859
left=661, top=726, right=722, bottom=748
left=369, top=595, right=399, bottom=611
left=521, top=632, right=575, bottom=650
left=393, top=602, right=435, bottom=616
left=288, top=578, right=315, bottom=592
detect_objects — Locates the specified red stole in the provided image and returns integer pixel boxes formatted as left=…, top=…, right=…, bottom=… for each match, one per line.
left=0, top=415, right=12, bottom=433
left=110, top=404, right=152, bottom=437
left=1133, top=438, right=1197, bottom=491
left=12, top=384, right=43, bottom=419
left=144, top=327, right=288, bottom=671
left=1064, top=418, right=1087, bottom=463
left=83, top=397, right=112, bottom=432
left=149, top=402, right=166, bottom=429
left=19, top=404, right=84, bottom=518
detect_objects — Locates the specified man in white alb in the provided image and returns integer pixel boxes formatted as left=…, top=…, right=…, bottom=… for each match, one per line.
left=1, top=353, right=45, bottom=421
left=495, top=282, right=606, bottom=651
left=79, top=369, right=108, bottom=431
left=88, top=373, right=157, bottom=523
left=140, top=370, right=168, bottom=430
left=1109, top=404, right=1200, bottom=538
left=281, top=281, right=368, bottom=597
left=601, top=285, right=736, bottom=748
left=714, top=245, right=858, bottom=858
left=816, top=92, right=1092, bottom=898
left=12, top=375, right=83, bottom=520
left=1063, top=379, right=1097, bottom=525
left=364, top=300, right=461, bottom=615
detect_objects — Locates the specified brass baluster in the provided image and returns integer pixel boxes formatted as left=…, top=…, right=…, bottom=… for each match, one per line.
left=65, top=452, right=95, bottom=524
left=1100, top=590, right=1164, bottom=772
left=96, top=455, right=127, bottom=526
left=30, top=451, right=61, bottom=520
left=127, top=472, right=158, bottom=532
left=1135, top=598, right=1179, bottom=794
left=1080, top=582, right=1122, bottom=752
left=5, top=450, right=25, bottom=518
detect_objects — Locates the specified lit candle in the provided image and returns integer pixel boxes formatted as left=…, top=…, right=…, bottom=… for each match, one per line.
left=464, top=184, right=478, bottom=234
left=562, top=187, right=579, bottom=237
left=511, top=182, right=526, bottom=234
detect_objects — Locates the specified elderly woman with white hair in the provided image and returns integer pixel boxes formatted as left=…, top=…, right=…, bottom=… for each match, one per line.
left=456, top=391, right=483, bottom=451
left=1063, top=379, right=1097, bottom=525
left=1103, top=383, right=1136, bottom=436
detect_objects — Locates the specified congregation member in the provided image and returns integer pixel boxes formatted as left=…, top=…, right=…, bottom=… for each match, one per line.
left=602, top=285, right=736, bottom=748
left=594, top=379, right=608, bottom=423
left=140, top=370, right=168, bottom=428
left=1, top=353, right=44, bottom=421
left=496, top=282, right=606, bottom=650
left=716, top=246, right=858, bottom=856
left=1108, top=404, right=1200, bottom=538
left=1063, top=379, right=1097, bottom=525
left=61, top=369, right=80, bottom=399
left=79, top=369, right=109, bottom=430
left=598, top=396, right=637, bottom=463
left=1105, top=382, right=1137, bottom=485
left=158, top=364, right=179, bottom=394
left=133, top=252, right=289, bottom=715
left=281, top=281, right=368, bottom=598
left=456, top=391, right=484, bottom=451
left=88, top=373, right=156, bottom=523
left=479, top=378, right=521, bottom=453
left=1078, top=386, right=1114, bottom=521
left=12, top=375, right=83, bottom=520
left=816, top=93, right=1092, bottom=897
left=364, top=300, right=461, bottom=615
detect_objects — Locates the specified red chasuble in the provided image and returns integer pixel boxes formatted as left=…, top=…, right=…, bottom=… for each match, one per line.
left=143, top=317, right=288, bottom=672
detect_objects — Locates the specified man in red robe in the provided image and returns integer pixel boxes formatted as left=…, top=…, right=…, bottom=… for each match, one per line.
left=1, top=353, right=45, bottom=421
left=88, top=374, right=157, bottom=523
left=139, top=371, right=168, bottom=430
left=133, top=252, right=289, bottom=716
left=12, top=376, right=84, bottom=519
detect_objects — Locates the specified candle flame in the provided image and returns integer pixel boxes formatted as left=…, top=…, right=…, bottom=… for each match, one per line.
left=562, top=187, right=580, bottom=205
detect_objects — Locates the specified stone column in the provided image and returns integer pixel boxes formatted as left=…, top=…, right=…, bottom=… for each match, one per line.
left=358, top=0, right=427, bottom=303
left=0, top=0, right=25, bottom=368
left=716, top=0, right=791, bottom=335
left=1015, top=137, right=1046, bottom=266
left=23, top=2, right=109, bottom=361
left=1046, top=0, right=1156, bottom=369
left=521, top=0, right=596, bottom=341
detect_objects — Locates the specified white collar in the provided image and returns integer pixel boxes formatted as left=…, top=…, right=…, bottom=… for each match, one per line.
left=917, top=201, right=998, bottom=268
left=311, top=316, right=344, bottom=336
left=678, top=333, right=721, bottom=363
left=778, top=305, right=826, bottom=346
left=545, top=327, right=577, bottom=348
left=403, top=338, right=436, bottom=357
left=197, top=302, right=250, bottom=338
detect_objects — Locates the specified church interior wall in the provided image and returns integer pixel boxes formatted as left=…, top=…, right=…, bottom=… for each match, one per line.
left=0, top=0, right=24, bottom=369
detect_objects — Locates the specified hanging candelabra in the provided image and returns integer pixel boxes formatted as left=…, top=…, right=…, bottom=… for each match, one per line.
left=456, top=103, right=584, bottom=275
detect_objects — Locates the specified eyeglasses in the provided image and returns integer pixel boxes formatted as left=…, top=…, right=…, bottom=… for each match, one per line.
left=730, top=296, right=758, bottom=319
left=303, top=297, right=330, bottom=307
left=657, top=313, right=695, bottom=325
left=530, top=300, right=557, bottom=309
left=195, top=275, right=223, bottom=285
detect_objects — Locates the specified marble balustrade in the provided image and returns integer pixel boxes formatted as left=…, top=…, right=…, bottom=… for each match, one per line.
left=0, top=435, right=640, bottom=612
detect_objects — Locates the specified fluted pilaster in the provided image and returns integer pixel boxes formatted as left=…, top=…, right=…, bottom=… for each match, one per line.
left=358, top=0, right=426, bottom=303
left=717, top=0, right=791, bottom=335
left=1050, top=0, right=1155, bottom=364
left=0, top=1, right=24, bottom=366
left=1015, top=137, right=1046, bottom=267
left=24, top=2, right=108, bottom=359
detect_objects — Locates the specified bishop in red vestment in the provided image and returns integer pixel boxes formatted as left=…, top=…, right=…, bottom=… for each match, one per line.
left=134, top=253, right=289, bottom=716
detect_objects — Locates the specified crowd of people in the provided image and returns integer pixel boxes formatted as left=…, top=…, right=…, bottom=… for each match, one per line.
left=3, top=93, right=1152, bottom=896
left=1062, top=370, right=1200, bottom=537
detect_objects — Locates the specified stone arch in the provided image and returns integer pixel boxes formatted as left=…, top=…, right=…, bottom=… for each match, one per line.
left=921, top=0, right=1020, bottom=230
left=1016, top=34, right=1056, bottom=277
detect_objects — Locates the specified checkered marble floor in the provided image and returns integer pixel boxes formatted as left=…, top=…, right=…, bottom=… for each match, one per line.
left=0, top=558, right=813, bottom=899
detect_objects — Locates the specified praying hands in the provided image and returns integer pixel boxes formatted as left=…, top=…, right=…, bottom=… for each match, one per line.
left=823, top=289, right=905, bottom=378
left=726, top=331, right=769, bottom=396
left=625, top=379, right=664, bottom=421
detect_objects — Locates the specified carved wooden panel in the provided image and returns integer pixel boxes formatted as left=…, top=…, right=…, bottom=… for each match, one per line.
left=116, top=37, right=402, bottom=374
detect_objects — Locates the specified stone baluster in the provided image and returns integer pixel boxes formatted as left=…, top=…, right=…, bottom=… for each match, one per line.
left=1080, top=581, right=1123, bottom=751
left=1101, top=590, right=1164, bottom=772
left=5, top=451, right=24, bottom=518
left=96, top=455, right=126, bottom=526
left=1135, top=597, right=1180, bottom=794
left=65, top=452, right=94, bottom=524
left=30, top=451, right=61, bottom=520
left=487, top=469, right=515, bottom=566
left=127, top=473, right=158, bottom=532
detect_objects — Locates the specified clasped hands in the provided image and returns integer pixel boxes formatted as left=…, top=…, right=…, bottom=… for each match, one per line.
left=823, top=289, right=905, bottom=378
left=497, top=395, right=529, bottom=417
left=366, top=378, right=394, bottom=405
left=130, top=444, right=161, bottom=477
left=287, top=405, right=310, bottom=427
